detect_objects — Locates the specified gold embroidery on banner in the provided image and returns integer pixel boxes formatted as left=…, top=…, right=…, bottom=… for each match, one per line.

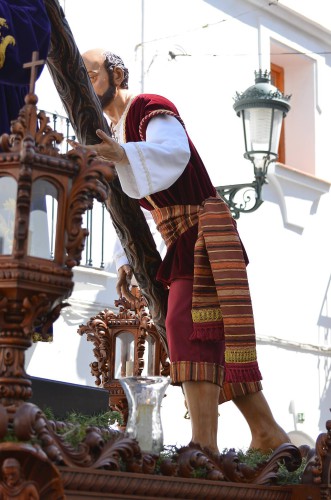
left=192, top=308, right=223, bottom=323
left=0, top=19, right=16, bottom=69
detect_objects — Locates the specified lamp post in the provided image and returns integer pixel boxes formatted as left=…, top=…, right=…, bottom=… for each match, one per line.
left=216, top=69, right=291, bottom=219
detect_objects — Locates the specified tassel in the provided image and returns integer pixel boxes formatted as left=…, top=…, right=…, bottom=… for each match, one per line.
left=190, top=321, right=224, bottom=341
left=224, top=362, right=262, bottom=383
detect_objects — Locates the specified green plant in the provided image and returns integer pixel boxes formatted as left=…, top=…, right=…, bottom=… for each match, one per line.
left=237, top=448, right=307, bottom=485
left=276, top=457, right=307, bottom=485
left=45, top=408, right=123, bottom=448
left=155, top=444, right=180, bottom=474
left=157, top=447, right=307, bottom=485
left=0, top=408, right=122, bottom=449
left=237, top=448, right=271, bottom=467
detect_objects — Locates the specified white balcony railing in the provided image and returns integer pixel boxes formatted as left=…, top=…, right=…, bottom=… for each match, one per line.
left=42, top=110, right=112, bottom=270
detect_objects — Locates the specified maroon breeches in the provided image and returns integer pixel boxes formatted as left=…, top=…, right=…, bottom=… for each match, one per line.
left=165, top=278, right=225, bottom=371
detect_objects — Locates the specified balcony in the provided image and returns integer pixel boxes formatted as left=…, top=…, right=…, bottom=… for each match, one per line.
left=40, top=111, right=112, bottom=272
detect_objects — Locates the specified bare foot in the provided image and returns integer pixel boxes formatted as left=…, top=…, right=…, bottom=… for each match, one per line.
left=249, top=424, right=291, bottom=453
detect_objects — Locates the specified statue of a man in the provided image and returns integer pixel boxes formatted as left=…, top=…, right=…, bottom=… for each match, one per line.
left=0, top=458, right=39, bottom=499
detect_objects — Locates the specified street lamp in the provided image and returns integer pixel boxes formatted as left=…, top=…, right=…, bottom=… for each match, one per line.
left=216, top=69, right=291, bottom=219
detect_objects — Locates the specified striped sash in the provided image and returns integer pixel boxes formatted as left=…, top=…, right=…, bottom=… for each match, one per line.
left=150, top=204, right=200, bottom=248
left=192, top=197, right=261, bottom=384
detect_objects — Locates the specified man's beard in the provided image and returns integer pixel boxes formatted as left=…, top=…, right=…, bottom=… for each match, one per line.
left=98, top=84, right=116, bottom=109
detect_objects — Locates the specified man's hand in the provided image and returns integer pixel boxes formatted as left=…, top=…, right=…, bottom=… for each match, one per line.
left=67, top=129, right=128, bottom=164
left=116, top=264, right=139, bottom=307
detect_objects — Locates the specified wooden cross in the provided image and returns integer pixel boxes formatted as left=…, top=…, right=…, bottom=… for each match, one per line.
left=23, top=51, right=45, bottom=94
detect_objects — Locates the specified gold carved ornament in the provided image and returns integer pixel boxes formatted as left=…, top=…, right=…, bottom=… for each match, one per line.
left=0, top=18, right=15, bottom=69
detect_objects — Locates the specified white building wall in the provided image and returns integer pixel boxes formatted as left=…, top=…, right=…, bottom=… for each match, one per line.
left=29, top=0, right=331, bottom=452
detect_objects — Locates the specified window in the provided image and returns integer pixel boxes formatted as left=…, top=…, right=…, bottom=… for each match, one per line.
left=270, top=39, right=316, bottom=175
left=271, top=63, right=285, bottom=164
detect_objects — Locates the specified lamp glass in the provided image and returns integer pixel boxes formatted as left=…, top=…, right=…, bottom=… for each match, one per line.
left=120, top=376, right=170, bottom=454
left=243, top=107, right=284, bottom=164
left=0, top=176, right=17, bottom=255
left=141, top=334, right=156, bottom=376
left=28, top=179, right=58, bottom=259
left=115, top=331, right=135, bottom=378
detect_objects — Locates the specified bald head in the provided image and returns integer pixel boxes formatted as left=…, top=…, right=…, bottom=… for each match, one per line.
left=2, top=458, right=20, bottom=470
left=82, top=48, right=106, bottom=69
left=82, top=48, right=129, bottom=89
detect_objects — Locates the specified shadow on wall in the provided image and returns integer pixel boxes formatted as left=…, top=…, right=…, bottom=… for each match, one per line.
left=317, top=274, right=331, bottom=432
left=318, top=275, right=331, bottom=331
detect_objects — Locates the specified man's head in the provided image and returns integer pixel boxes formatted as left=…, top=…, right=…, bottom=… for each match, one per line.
left=82, top=48, right=129, bottom=109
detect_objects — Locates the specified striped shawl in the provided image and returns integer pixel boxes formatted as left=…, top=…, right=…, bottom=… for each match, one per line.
left=152, top=197, right=262, bottom=387
left=191, top=197, right=262, bottom=384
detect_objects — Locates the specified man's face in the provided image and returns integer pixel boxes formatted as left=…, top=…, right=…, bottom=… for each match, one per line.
left=83, top=55, right=116, bottom=109
left=3, top=464, right=20, bottom=486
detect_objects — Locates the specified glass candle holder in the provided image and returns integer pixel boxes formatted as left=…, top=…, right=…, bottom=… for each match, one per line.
left=119, top=376, right=170, bottom=454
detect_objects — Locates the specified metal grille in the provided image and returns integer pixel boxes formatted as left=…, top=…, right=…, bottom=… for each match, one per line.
left=43, top=110, right=109, bottom=269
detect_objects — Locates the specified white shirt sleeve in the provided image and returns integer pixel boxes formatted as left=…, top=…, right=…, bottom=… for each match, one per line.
left=113, top=208, right=164, bottom=271
left=115, top=114, right=190, bottom=199
left=113, top=236, right=130, bottom=270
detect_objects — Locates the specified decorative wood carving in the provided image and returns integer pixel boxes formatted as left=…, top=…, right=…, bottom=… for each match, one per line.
left=1, top=400, right=306, bottom=486
left=78, top=288, right=170, bottom=427
left=59, top=467, right=320, bottom=500
left=65, top=148, right=115, bottom=268
left=0, top=443, right=64, bottom=499
left=0, top=381, right=325, bottom=493
left=0, top=90, right=114, bottom=409
left=301, top=418, right=331, bottom=487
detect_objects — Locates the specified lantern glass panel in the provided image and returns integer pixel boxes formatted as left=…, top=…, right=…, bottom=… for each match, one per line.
left=269, top=108, right=283, bottom=155
left=115, top=331, right=135, bottom=378
left=244, top=107, right=273, bottom=152
left=243, top=107, right=284, bottom=167
left=0, top=176, right=17, bottom=255
left=28, top=179, right=58, bottom=259
left=141, top=335, right=156, bottom=376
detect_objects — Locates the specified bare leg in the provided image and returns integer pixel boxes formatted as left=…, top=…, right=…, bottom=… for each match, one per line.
left=182, top=381, right=220, bottom=453
left=233, top=391, right=290, bottom=452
